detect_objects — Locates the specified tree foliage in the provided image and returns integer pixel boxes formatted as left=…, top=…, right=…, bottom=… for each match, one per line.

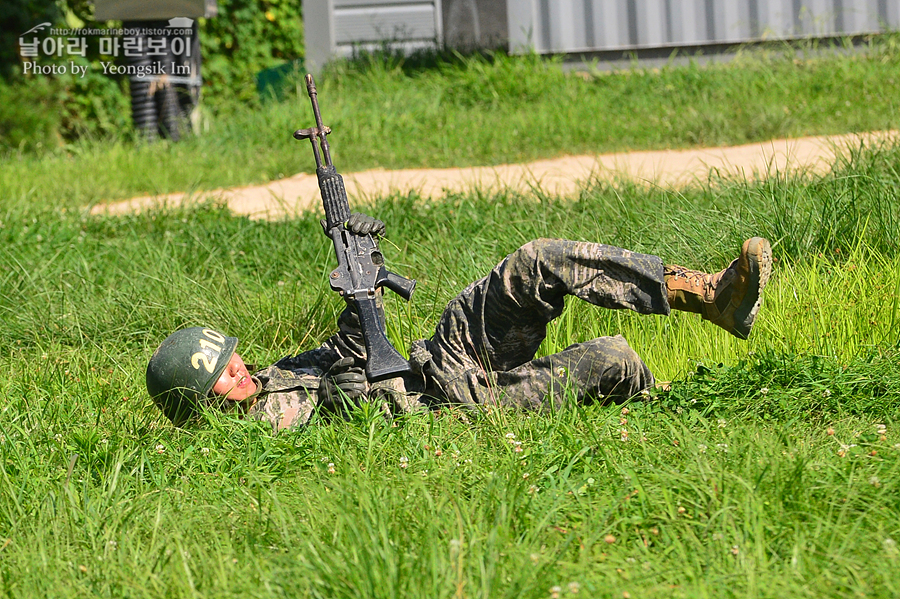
left=201, top=0, right=305, bottom=108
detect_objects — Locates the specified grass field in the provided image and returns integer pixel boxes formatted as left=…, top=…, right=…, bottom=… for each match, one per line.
left=1, top=44, right=900, bottom=598
left=2, top=35, right=900, bottom=208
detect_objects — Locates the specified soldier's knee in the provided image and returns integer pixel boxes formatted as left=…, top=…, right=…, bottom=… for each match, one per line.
left=500, top=239, right=546, bottom=283
left=506, top=239, right=562, bottom=275
left=598, top=336, right=654, bottom=400
left=509, top=239, right=541, bottom=267
left=517, top=238, right=556, bottom=259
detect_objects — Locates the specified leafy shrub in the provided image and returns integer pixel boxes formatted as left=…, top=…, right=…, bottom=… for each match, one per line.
left=57, top=59, right=132, bottom=141
left=0, top=76, right=62, bottom=151
left=200, top=0, right=304, bottom=109
left=0, top=0, right=62, bottom=78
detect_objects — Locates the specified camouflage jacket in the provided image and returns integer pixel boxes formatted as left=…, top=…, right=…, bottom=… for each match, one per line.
left=246, top=297, right=426, bottom=432
left=246, top=303, right=366, bottom=432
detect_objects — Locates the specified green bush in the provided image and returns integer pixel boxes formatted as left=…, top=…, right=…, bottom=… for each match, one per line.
left=55, top=58, right=132, bottom=140
left=0, top=76, right=62, bottom=151
left=200, top=0, right=304, bottom=109
left=0, top=55, right=133, bottom=151
left=0, top=0, right=62, bottom=78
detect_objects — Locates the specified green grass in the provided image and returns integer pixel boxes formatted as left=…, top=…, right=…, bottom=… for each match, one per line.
left=2, top=35, right=900, bottom=208
left=1, top=133, right=900, bottom=596
left=2, top=43, right=900, bottom=597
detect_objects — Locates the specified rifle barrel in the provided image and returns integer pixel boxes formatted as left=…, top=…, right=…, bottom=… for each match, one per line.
left=305, top=74, right=332, bottom=167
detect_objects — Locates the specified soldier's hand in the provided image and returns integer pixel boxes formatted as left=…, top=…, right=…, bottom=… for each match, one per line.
left=319, top=212, right=386, bottom=237
left=348, top=213, right=386, bottom=236
left=321, top=357, right=367, bottom=403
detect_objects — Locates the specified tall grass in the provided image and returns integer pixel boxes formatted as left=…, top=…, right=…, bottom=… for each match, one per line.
left=1, top=351, right=898, bottom=597
left=1, top=137, right=900, bottom=597
left=2, top=140, right=899, bottom=366
left=2, top=56, right=900, bottom=599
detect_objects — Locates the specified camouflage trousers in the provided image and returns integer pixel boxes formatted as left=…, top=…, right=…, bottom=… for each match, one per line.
left=415, top=238, right=670, bottom=409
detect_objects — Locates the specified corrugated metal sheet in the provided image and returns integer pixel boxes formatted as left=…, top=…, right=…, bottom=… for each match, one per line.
left=334, top=4, right=440, bottom=44
left=303, top=0, right=443, bottom=73
left=305, top=0, right=898, bottom=73
left=442, top=0, right=509, bottom=47
left=507, top=0, right=900, bottom=53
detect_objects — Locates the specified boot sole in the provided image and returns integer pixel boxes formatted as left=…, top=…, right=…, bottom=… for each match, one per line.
left=732, top=237, right=772, bottom=339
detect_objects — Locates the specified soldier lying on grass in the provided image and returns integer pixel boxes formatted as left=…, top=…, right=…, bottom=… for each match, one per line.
left=147, top=213, right=772, bottom=432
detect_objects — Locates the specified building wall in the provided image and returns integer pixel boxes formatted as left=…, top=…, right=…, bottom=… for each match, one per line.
left=507, top=0, right=900, bottom=54
left=303, top=0, right=900, bottom=73
left=302, top=0, right=443, bottom=74
left=442, top=0, right=509, bottom=49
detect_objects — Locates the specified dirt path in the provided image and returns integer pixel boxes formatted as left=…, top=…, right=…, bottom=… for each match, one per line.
left=92, top=130, right=896, bottom=220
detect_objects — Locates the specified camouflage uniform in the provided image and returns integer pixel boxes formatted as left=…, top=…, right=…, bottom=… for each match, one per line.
left=248, top=238, right=669, bottom=432
left=246, top=307, right=371, bottom=432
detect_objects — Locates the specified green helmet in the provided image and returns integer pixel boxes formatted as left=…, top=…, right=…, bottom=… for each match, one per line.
left=146, top=327, right=239, bottom=425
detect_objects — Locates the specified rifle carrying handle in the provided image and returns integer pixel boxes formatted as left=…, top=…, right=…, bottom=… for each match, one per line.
left=354, top=296, right=411, bottom=381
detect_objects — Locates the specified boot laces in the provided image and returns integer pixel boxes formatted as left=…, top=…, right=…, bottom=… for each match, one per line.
left=667, top=265, right=715, bottom=293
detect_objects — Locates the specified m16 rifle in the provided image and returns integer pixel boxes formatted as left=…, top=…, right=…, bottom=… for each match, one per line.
left=294, top=74, right=416, bottom=382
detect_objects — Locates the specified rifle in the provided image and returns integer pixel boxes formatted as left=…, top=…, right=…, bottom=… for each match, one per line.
left=294, top=74, right=416, bottom=382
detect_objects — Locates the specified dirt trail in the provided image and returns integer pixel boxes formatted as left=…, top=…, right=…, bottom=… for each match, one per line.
left=92, top=131, right=896, bottom=220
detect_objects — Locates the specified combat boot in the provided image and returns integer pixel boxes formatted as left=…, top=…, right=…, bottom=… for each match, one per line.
left=664, top=237, right=772, bottom=339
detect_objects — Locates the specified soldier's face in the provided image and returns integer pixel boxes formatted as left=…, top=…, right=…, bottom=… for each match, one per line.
left=211, top=352, right=257, bottom=401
